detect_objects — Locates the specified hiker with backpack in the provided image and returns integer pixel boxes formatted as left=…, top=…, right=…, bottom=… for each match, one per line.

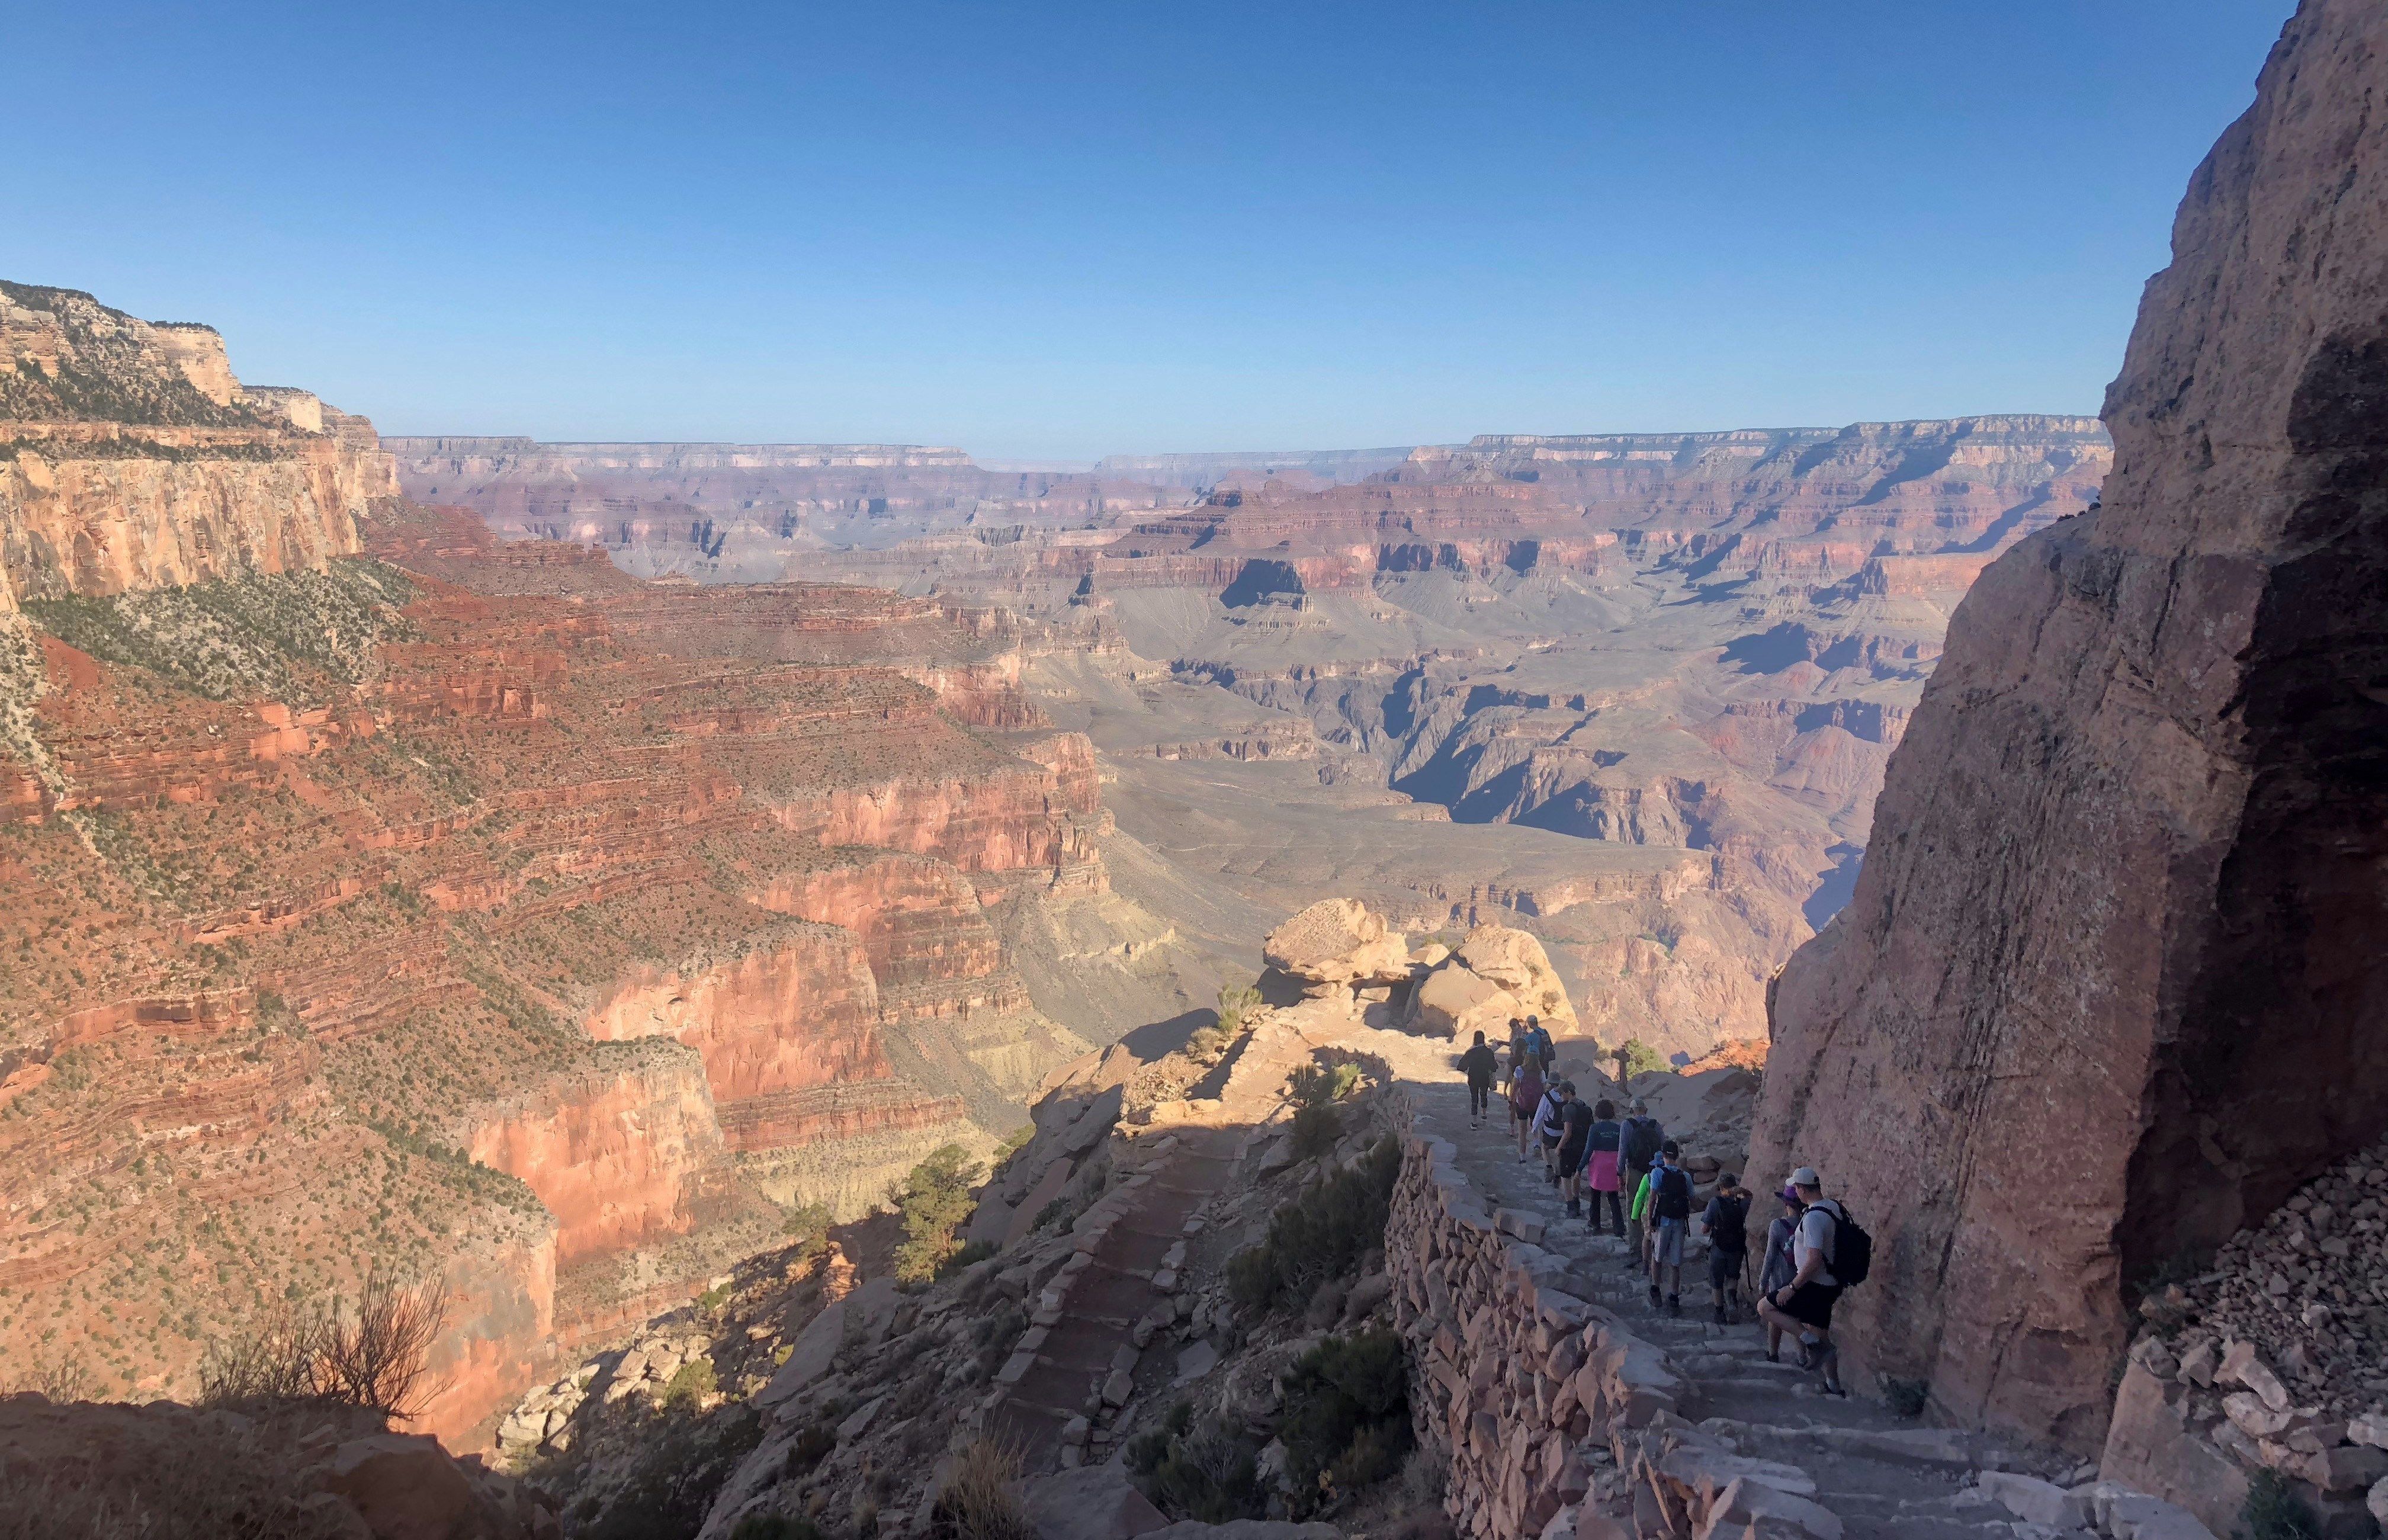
left=1582, top=1098, right=1624, bottom=1235
left=1459, top=1031, right=1499, bottom=1128
left=1757, top=1183, right=1803, bottom=1362
left=1700, top=1173, right=1751, bottom=1325
left=1530, top=1076, right=1569, bottom=1183
left=1617, top=1099, right=1664, bottom=1269
left=1508, top=1053, right=1545, bottom=1162
left=1555, top=1083, right=1596, bottom=1218
left=1522, top=1015, right=1555, bottom=1076
left=1640, top=1140, right=1693, bottom=1316
left=1755, top=1166, right=1866, bottom=1397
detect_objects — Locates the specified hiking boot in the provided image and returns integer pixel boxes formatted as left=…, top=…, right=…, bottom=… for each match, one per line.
left=1712, top=1301, right=1726, bottom=1326
left=1647, top=1284, right=1662, bottom=1309
left=1565, top=1198, right=1582, bottom=1218
left=1667, top=1294, right=1681, bottom=1317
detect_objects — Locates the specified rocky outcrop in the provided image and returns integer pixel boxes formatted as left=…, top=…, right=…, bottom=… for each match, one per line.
left=1, top=281, right=393, bottom=609
left=1405, top=923, right=1581, bottom=1041
left=1746, top=0, right=2388, bottom=1455
left=1262, top=897, right=1410, bottom=986
left=0, top=1395, right=557, bottom=1540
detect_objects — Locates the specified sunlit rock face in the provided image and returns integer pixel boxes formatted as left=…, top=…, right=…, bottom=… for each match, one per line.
left=1747, top=0, right=2388, bottom=1453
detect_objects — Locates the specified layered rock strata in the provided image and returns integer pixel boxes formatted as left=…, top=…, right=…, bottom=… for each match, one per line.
left=0, top=281, right=393, bottom=609
left=1747, top=0, right=2388, bottom=1455
left=0, top=480, right=1102, bottom=1443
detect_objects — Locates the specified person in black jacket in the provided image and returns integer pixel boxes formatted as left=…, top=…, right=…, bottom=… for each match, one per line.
left=1700, top=1173, right=1751, bottom=1325
left=1554, top=1083, right=1595, bottom=1218
left=1618, top=1100, right=1664, bottom=1269
left=1458, top=1031, right=1498, bottom=1127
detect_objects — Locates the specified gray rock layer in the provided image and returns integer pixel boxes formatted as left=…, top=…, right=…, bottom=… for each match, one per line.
left=1745, top=0, right=2388, bottom=1454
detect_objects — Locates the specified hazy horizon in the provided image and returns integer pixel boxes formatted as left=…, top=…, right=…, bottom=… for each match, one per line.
left=5, top=1, right=2289, bottom=460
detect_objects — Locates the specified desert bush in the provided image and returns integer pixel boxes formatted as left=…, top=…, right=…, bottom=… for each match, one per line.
left=662, top=1356, right=718, bottom=1409
left=1278, top=1329, right=1412, bottom=1516
left=200, top=1263, right=447, bottom=1419
left=1289, top=1103, right=1343, bottom=1160
left=941, top=1238, right=999, bottom=1278
left=891, top=1145, right=983, bottom=1285
left=1614, top=1038, right=1670, bottom=1079
left=1126, top=1402, right=1266, bottom=1523
left=929, top=1436, right=1037, bottom=1540
left=1215, top=983, right=1263, bottom=1034
left=1227, top=1138, right=1401, bottom=1313
left=1288, top=1061, right=1362, bottom=1109
left=782, top=1201, right=835, bottom=1265
left=2241, top=1470, right=2321, bottom=1540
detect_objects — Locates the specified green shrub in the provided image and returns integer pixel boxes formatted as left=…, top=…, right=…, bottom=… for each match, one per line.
left=1289, top=1104, right=1342, bottom=1160
left=1615, top=1039, right=1669, bottom=1078
left=1216, top=983, right=1263, bottom=1034
left=891, top=1146, right=983, bottom=1285
left=2241, top=1470, right=2321, bottom=1540
left=940, top=1239, right=999, bottom=1278
left=662, top=1356, right=717, bottom=1409
left=1288, top=1061, right=1361, bottom=1109
left=1278, top=1330, right=1412, bottom=1517
left=1226, top=1139, right=1401, bottom=1313
left=1126, top=1401, right=1265, bottom=1523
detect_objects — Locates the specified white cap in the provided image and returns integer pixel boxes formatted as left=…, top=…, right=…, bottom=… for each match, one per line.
left=1790, top=1166, right=1821, bottom=1189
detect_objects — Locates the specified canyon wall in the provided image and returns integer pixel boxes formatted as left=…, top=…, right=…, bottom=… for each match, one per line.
left=0, top=281, right=393, bottom=609
left=1745, top=0, right=2388, bottom=1453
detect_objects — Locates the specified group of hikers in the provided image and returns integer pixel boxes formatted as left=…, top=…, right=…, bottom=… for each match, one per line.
left=1456, top=1022, right=1858, bottom=1397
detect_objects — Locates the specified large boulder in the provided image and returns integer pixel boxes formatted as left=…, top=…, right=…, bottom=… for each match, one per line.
left=1262, top=899, right=1410, bottom=986
left=1408, top=958, right=1520, bottom=1041
left=1745, top=0, right=2388, bottom=1454
left=1454, top=925, right=1580, bottom=1031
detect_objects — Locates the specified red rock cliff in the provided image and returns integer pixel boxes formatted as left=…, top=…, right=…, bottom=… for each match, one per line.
left=1745, top=0, right=2388, bottom=1452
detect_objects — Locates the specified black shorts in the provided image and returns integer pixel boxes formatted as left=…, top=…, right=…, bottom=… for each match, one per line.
left=1709, top=1249, right=1745, bottom=1290
left=1778, top=1281, right=1841, bottom=1329
left=1558, top=1144, right=1587, bottom=1179
left=1540, top=1133, right=1562, bottom=1151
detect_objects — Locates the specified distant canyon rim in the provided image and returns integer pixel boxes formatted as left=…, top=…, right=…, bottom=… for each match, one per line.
left=0, top=271, right=2110, bottom=1445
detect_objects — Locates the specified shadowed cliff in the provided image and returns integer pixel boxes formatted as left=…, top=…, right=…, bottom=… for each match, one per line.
left=1745, top=0, right=2388, bottom=1454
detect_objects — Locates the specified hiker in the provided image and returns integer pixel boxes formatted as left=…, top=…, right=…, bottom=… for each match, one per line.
left=1508, top=1054, right=1545, bottom=1161
left=1701, top=1172, right=1751, bottom=1325
left=1530, top=1075, right=1569, bottom=1183
left=1617, top=1098, right=1664, bottom=1268
left=1522, top=1014, right=1555, bottom=1076
left=1556, top=1083, right=1596, bottom=1219
left=1640, top=1140, right=1693, bottom=1316
left=1459, top=1030, right=1498, bottom=1128
left=1583, top=1098, right=1625, bottom=1236
left=1755, top=1166, right=1849, bottom=1396
left=1757, top=1184, right=1802, bottom=1362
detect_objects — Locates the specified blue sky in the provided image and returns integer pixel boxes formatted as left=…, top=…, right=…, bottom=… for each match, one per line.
left=3, top=2, right=2290, bottom=460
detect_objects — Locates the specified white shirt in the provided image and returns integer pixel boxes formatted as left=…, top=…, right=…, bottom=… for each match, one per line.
left=1795, top=1199, right=1844, bottom=1288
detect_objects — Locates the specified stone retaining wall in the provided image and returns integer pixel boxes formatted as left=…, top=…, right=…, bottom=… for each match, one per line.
left=1387, top=1115, right=1770, bottom=1540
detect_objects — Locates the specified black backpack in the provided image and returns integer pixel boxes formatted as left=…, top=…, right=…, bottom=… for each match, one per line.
left=1622, top=1117, right=1663, bottom=1166
left=1816, top=1201, right=1873, bottom=1286
left=1709, top=1192, right=1750, bottom=1250
left=1652, top=1166, right=1692, bottom=1221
